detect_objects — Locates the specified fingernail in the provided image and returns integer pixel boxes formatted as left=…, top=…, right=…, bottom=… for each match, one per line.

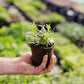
left=45, top=55, right=48, bottom=60
left=45, top=55, right=48, bottom=58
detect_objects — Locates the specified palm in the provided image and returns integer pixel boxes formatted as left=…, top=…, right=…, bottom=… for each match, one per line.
left=18, top=52, right=56, bottom=75
left=20, top=52, right=32, bottom=63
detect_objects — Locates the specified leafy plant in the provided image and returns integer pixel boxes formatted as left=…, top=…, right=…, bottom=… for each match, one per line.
left=57, top=22, right=84, bottom=42
left=7, top=0, right=45, bottom=17
left=29, top=0, right=46, bottom=10
left=22, top=5, right=40, bottom=17
left=25, top=24, right=55, bottom=47
left=33, top=13, right=66, bottom=23
left=0, top=6, right=10, bottom=22
left=54, top=33, right=84, bottom=72
left=7, top=0, right=66, bottom=23
left=0, top=21, right=32, bottom=57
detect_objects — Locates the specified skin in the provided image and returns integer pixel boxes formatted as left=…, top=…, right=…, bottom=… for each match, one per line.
left=0, top=52, right=56, bottom=75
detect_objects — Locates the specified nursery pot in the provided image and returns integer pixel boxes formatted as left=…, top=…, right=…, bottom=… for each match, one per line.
left=29, top=43, right=54, bottom=67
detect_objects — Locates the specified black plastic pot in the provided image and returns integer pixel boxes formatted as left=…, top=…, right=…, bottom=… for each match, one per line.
left=0, top=21, right=10, bottom=28
left=40, top=0, right=47, bottom=3
left=58, top=7, right=68, bottom=16
left=29, top=43, right=54, bottom=67
left=76, top=14, right=84, bottom=25
left=54, top=50, right=61, bottom=65
left=75, top=41, right=84, bottom=48
left=65, top=9, right=78, bottom=22
left=46, top=2, right=59, bottom=12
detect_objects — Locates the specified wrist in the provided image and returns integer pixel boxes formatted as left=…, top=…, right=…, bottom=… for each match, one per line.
left=0, top=57, right=21, bottom=74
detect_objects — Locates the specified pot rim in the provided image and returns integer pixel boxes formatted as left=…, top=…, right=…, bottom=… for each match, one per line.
left=28, top=43, right=55, bottom=49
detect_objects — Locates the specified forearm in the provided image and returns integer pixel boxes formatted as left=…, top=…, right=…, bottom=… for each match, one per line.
left=0, top=57, right=20, bottom=75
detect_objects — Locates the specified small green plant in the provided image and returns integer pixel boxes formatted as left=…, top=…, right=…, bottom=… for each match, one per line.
left=25, top=23, right=55, bottom=47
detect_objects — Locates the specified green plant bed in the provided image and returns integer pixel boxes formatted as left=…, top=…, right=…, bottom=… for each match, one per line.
left=33, top=13, right=66, bottom=23
left=0, top=5, right=21, bottom=26
left=57, top=22, right=84, bottom=45
left=0, top=6, right=10, bottom=24
left=0, top=71, right=84, bottom=84
left=54, top=33, right=84, bottom=73
left=0, top=36, right=30, bottom=57
left=7, top=0, right=66, bottom=23
left=7, top=0, right=46, bottom=17
left=7, top=0, right=46, bottom=11
left=0, top=21, right=33, bottom=39
left=0, top=21, right=33, bottom=57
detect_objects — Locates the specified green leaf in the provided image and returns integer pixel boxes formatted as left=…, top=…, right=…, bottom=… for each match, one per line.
left=32, top=22, right=37, bottom=34
left=46, top=24, right=51, bottom=31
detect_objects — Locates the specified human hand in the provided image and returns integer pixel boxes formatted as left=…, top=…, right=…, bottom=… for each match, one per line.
left=18, top=52, right=56, bottom=75
left=0, top=52, right=56, bottom=75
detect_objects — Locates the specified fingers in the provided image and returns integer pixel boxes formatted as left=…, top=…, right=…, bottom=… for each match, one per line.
left=39, top=55, right=48, bottom=71
left=47, top=54, right=56, bottom=70
left=39, top=69, right=48, bottom=74
left=40, top=54, right=56, bottom=74
left=34, top=55, right=48, bottom=74
left=23, top=54, right=56, bottom=75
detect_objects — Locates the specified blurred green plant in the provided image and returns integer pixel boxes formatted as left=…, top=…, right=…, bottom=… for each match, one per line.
left=7, top=0, right=46, bottom=17
left=57, top=22, right=84, bottom=43
left=0, top=21, right=32, bottom=57
left=54, top=33, right=84, bottom=73
left=29, top=0, right=46, bottom=10
left=0, top=6, right=10, bottom=22
left=7, top=0, right=66, bottom=23
left=34, top=13, right=66, bottom=23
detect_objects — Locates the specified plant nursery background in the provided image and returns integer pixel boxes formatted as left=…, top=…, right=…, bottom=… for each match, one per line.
left=0, top=0, right=84, bottom=84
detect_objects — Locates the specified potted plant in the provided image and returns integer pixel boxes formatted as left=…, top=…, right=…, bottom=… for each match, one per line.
left=25, top=23, right=55, bottom=67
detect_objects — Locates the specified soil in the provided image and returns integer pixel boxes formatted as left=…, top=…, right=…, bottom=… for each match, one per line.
left=29, top=43, right=54, bottom=67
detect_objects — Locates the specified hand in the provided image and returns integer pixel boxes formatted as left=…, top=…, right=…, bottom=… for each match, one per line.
left=18, top=52, right=56, bottom=75
left=0, top=52, right=56, bottom=75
